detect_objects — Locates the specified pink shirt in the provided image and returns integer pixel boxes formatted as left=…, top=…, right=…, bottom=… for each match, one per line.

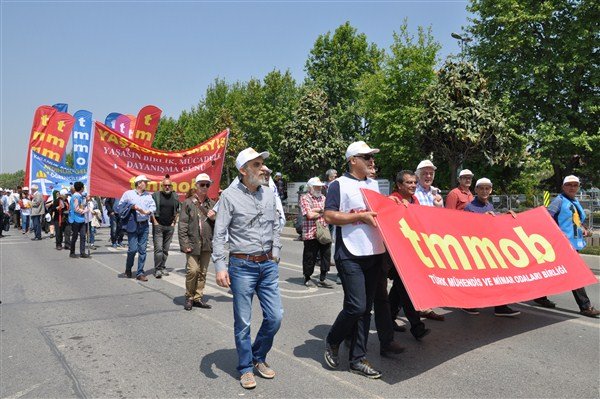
left=445, top=187, right=473, bottom=210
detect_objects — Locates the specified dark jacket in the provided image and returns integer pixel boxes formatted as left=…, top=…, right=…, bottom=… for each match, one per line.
left=178, top=196, right=215, bottom=255
left=152, top=191, right=180, bottom=225
left=116, top=202, right=138, bottom=233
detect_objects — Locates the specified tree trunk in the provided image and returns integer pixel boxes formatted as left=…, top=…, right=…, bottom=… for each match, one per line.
left=448, top=159, right=459, bottom=189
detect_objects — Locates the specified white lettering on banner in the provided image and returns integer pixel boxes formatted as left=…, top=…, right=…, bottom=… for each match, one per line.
left=125, top=161, right=180, bottom=174
left=425, top=265, right=569, bottom=288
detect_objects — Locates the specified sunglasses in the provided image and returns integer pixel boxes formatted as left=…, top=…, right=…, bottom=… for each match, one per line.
left=198, top=183, right=211, bottom=188
left=163, top=184, right=173, bottom=187
left=354, top=154, right=374, bottom=161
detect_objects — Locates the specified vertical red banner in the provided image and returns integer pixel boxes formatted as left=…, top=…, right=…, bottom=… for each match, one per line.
left=132, top=105, right=162, bottom=147
left=24, top=105, right=57, bottom=186
left=39, top=112, right=75, bottom=163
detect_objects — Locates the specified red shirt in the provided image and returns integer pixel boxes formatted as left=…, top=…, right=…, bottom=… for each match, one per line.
left=390, top=191, right=420, bottom=205
left=300, top=193, right=326, bottom=240
left=445, top=187, right=473, bottom=210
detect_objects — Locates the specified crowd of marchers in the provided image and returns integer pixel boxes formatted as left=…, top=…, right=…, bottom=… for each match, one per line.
left=0, top=142, right=598, bottom=389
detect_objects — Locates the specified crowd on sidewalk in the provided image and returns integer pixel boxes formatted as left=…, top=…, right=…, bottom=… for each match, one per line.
left=1, top=142, right=598, bottom=389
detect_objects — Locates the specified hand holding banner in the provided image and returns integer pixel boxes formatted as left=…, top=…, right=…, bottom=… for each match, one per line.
left=361, top=189, right=597, bottom=310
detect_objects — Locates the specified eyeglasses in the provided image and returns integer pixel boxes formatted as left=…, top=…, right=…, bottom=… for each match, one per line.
left=355, top=154, right=374, bottom=161
left=198, top=183, right=211, bottom=188
left=163, top=184, right=173, bottom=187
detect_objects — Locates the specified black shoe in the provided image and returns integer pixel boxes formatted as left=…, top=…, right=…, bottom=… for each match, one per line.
left=56, top=246, right=63, bottom=250
left=462, top=308, right=480, bottom=315
left=380, top=341, right=405, bottom=357
left=69, top=253, right=79, bottom=259
left=154, top=270, right=162, bottom=279
left=161, top=270, right=170, bottom=276
left=304, top=279, right=317, bottom=288
left=184, top=298, right=193, bottom=311
left=324, top=341, right=339, bottom=369
left=125, top=270, right=132, bottom=278
left=534, top=297, right=556, bottom=308
left=413, top=328, right=431, bottom=341
left=193, top=301, right=212, bottom=309
left=392, top=321, right=406, bottom=332
left=349, top=359, right=382, bottom=379
left=80, top=253, right=91, bottom=259
left=494, top=305, right=520, bottom=317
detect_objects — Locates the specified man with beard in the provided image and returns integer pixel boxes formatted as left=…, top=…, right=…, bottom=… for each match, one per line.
left=151, top=175, right=180, bottom=278
left=212, top=148, right=283, bottom=389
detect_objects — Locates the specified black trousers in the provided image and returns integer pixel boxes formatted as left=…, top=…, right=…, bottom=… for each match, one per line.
left=70, top=222, right=87, bottom=255
left=54, top=220, right=68, bottom=247
left=537, top=288, right=592, bottom=311
left=388, top=262, right=426, bottom=338
left=302, top=238, right=331, bottom=281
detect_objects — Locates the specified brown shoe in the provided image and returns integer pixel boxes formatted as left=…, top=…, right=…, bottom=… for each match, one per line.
left=184, top=298, right=193, bottom=311
left=253, top=362, right=275, bottom=379
left=136, top=274, right=148, bottom=282
left=240, top=372, right=257, bottom=389
left=419, top=309, right=445, bottom=321
left=580, top=307, right=600, bottom=318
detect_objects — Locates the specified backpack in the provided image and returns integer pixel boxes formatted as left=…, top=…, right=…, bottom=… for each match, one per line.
left=294, top=212, right=303, bottom=235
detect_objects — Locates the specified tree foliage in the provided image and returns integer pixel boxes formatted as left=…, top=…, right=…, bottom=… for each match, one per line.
left=360, top=23, right=440, bottom=180
left=0, top=170, right=25, bottom=189
left=467, top=0, right=599, bottom=189
left=280, top=88, right=346, bottom=181
left=418, top=61, right=522, bottom=187
left=306, top=22, right=383, bottom=141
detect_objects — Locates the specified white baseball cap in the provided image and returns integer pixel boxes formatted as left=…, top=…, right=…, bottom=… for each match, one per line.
left=22, top=186, right=29, bottom=191
left=235, top=147, right=270, bottom=170
left=134, top=175, right=149, bottom=183
left=307, top=177, right=325, bottom=187
left=459, top=169, right=474, bottom=177
left=563, top=175, right=580, bottom=185
left=195, top=173, right=212, bottom=183
left=416, top=160, right=437, bottom=171
left=345, top=141, right=380, bottom=161
left=30, top=184, right=39, bottom=190
left=59, top=189, right=69, bottom=195
left=475, top=178, right=493, bottom=187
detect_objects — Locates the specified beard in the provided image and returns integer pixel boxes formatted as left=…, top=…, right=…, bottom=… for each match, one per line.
left=246, top=172, right=266, bottom=188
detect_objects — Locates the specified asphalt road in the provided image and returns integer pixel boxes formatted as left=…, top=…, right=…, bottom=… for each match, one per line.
left=1, top=227, right=599, bottom=398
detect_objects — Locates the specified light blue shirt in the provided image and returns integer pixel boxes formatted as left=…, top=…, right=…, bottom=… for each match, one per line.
left=415, top=183, right=443, bottom=207
left=119, top=189, right=156, bottom=222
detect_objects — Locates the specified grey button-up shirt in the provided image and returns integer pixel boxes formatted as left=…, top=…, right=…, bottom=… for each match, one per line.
left=212, top=180, right=282, bottom=273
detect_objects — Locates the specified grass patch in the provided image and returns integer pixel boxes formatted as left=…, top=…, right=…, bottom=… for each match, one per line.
left=580, top=246, right=600, bottom=256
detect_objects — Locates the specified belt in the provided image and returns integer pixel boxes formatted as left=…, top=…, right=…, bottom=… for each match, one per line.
left=230, top=252, right=272, bottom=263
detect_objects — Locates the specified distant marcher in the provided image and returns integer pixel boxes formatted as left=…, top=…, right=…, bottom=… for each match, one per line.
left=273, top=172, right=287, bottom=202
left=50, top=189, right=70, bottom=250
left=119, top=175, right=156, bottom=281
left=68, top=182, right=90, bottom=259
left=19, top=188, right=31, bottom=234
left=445, top=169, right=474, bottom=211
left=30, top=184, right=45, bottom=240
left=533, top=175, right=599, bottom=318
left=152, top=175, right=180, bottom=278
left=105, top=197, right=124, bottom=248
left=179, top=173, right=215, bottom=310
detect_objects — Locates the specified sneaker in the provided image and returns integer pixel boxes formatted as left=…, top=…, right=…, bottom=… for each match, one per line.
left=161, top=269, right=170, bottom=276
left=112, top=243, right=118, bottom=248
left=304, top=279, right=316, bottom=288
left=80, top=253, right=91, bottom=259
left=253, top=361, right=275, bottom=379
left=336, top=276, right=342, bottom=285
left=125, top=270, right=132, bottom=278
left=324, top=341, right=340, bottom=369
left=317, top=279, right=333, bottom=289
left=154, top=270, right=163, bottom=279
left=69, top=253, right=79, bottom=259
left=90, top=245, right=97, bottom=250
left=184, top=298, right=193, bottom=311
left=534, top=297, right=556, bottom=308
left=379, top=341, right=405, bottom=357
left=494, top=305, right=520, bottom=317
left=462, top=308, right=480, bottom=315
left=240, top=372, right=256, bottom=389
left=580, top=307, right=600, bottom=318
left=349, top=359, right=382, bottom=379
left=56, top=246, right=63, bottom=251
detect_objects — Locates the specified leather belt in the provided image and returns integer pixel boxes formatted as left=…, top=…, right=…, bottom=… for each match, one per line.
left=230, top=252, right=272, bottom=263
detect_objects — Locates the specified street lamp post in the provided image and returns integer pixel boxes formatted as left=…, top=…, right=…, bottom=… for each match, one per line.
left=451, top=32, right=472, bottom=58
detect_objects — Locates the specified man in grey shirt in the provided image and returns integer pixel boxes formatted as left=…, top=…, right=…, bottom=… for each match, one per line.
left=212, top=147, right=283, bottom=390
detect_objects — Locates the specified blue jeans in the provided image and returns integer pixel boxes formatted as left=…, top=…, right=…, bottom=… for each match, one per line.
left=326, top=254, right=382, bottom=364
left=126, top=222, right=149, bottom=276
left=21, top=214, right=30, bottom=232
left=31, top=215, right=42, bottom=239
left=109, top=214, right=124, bottom=244
left=228, top=257, right=284, bottom=375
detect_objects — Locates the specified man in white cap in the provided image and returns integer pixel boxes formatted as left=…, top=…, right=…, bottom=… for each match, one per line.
left=151, top=175, right=180, bottom=279
left=179, top=173, right=216, bottom=310
left=463, top=177, right=521, bottom=317
left=446, top=169, right=474, bottom=211
left=323, top=141, right=386, bottom=379
left=413, top=160, right=446, bottom=321
left=119, top=175, right=156, bottom=281
left=29, top=184, right=45, bottom=240
left=533, top=175, right=599, bottom=317
left=300, top=177, right=333, bottom=288
left=212, top=148, right=283, bottom=389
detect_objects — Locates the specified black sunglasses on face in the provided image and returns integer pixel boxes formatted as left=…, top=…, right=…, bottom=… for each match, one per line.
left=355, top=154, right=374, bottom=161
left=198, top=183, right=211, bottom=188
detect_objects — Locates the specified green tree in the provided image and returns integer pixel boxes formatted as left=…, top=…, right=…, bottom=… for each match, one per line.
left=467, top=0, right=600, bottom=190
left=0, top=170, right=25, bottom=190
left=418, top=61, right=522, bottom=187
left=360, top=23, right=440, bottom=180
left=306, top=22, right=383, bottom=141
left=280, top=88, right=346, bottom=181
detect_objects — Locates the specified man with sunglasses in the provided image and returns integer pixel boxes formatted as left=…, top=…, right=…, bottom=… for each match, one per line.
left=151, top=175, right=180, bottom=279
left=179, top=173, right=215, bottom=310
left=212, top=148, right=283, bottom=389
left=323, top=141, right=386, bottom=379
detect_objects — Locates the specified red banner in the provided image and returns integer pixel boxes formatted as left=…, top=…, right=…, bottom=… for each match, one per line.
left=24, top=105, right=56, bottom=186
left=132, top=105, right=162, bottom=147
left=362, top=189, right=597, bottom=310
left=88, top=122, right=228, bottom=199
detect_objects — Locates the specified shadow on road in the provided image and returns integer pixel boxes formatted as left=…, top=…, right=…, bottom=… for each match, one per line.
left=199, top=348, right=240, bottom=380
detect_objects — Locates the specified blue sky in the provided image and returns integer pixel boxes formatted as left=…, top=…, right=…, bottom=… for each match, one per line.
left=1, top=0, right=470, bottom=173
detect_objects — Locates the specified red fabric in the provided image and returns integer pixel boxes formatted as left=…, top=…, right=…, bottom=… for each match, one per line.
left=24, top=106, right=57, bottom=186
left=445, top=187, right=474, bottom=210
left=362, top=188, right=597, bottom=310
left=132, top=105, right=162, bottom=147
left=390, top=191, right=420, bottom=205
left=89, top=122, right=228, bottom=200
left=299, top=193, right=326, bottom=240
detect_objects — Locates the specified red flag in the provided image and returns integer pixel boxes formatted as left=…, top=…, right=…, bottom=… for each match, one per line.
left=132, top=105, right=161, bottom=147
left=361, top=189, right=597, bottom=310
left=41, top=112, right=75, bottom=162
left=24, top=105, right=56, bottom=186
left=88, top=122, right=228, bottom=200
